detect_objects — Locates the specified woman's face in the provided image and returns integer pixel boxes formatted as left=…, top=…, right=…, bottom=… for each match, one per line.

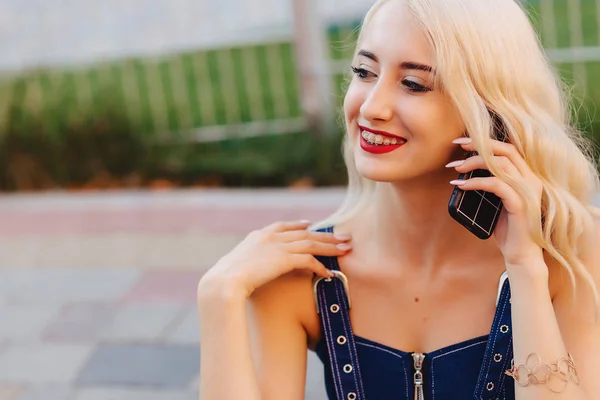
left=344, top=0, right=465, bottom=183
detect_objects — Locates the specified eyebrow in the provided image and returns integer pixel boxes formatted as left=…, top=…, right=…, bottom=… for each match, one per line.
left=357, top=49, right=433, bottom=73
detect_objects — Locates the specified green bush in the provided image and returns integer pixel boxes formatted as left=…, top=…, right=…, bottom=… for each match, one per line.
left=0, top=74, right=348, bottom=190
left=0, top=80, right=150, bottom=191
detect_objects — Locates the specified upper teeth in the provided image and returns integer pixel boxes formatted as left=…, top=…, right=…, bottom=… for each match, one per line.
left=361, top=131, right=404, bottom=145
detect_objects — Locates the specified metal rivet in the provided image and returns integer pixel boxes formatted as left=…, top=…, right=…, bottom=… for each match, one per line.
left=493, top=353, right=502, bottom=362
left=330, top=304, right=340, bottom=313
left=337, top=335, right=347, bottom=345
left=486, top=382, right=494, bottom=391
left=500, top=325, right=509, bottom=333
left=347, top=393, right=357, bottom=400
left=343, top=364, right=353, bottom=373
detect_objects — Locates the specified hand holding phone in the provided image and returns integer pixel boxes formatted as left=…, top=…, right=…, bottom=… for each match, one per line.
left=448, top=113, right=508, bottom=240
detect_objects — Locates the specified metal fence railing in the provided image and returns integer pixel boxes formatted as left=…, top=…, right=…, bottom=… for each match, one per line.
left=0, top=0, right=599, bottom=144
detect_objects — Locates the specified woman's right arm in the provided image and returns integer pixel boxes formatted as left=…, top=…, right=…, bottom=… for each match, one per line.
left=197, top=221, right=352, bottom=400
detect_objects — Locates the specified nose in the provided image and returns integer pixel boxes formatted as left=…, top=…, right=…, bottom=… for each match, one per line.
left=360, top=78, right=395, bottom=122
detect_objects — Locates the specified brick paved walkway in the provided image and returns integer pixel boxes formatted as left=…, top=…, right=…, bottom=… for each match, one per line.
left=0, top=188, right=345, bottom=400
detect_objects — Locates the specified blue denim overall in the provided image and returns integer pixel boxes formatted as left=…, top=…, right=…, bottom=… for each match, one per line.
left=313, top=226, right=515, bottom=400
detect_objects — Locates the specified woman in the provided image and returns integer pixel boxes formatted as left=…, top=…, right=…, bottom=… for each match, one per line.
left=197, top=0, right=600, bottom=398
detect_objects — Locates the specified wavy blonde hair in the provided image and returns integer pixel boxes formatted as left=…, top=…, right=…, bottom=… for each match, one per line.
left=315, top=0, right=600, bottom=305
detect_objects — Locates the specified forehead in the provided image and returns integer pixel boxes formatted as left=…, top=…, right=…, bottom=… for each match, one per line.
left=358, top=1, right=433, bottom=65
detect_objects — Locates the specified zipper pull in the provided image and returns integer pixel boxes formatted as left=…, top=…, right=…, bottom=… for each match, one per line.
left=413, top=353, right=425, bottom=400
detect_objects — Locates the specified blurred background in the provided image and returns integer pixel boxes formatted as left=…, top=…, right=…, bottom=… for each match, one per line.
left=0, top=0, right=599, bottom=399
left=2, top=0, right=598, bottom=192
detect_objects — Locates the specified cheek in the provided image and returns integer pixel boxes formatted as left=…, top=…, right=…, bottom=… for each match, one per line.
left=343, top=81, right=363, bottom=123
left=398, top=98, right=463, bottom=142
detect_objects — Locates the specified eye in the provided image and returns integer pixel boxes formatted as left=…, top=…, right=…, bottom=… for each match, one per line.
left=351, top=66, right=375, bottom=80
left=402, top=79, right=432, bottom=93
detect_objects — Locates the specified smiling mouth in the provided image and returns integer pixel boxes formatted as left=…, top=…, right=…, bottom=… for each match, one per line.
left=360, top=130, right=407, bottom=146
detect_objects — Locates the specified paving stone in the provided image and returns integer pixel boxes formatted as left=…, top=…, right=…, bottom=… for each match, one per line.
left=0, top=305, right=60, bottom=343
left=18, top=384, right=71, bottom=400
left=305, top=350, right=327, bottom=400
left=120, top=270, right=204, bottom=306
left=165, top=308, right=198, bottom=345
left=187, top=375, right=199, bottom=392
left=0, top=385, right=23, bottom=400
left=99, top=304, right=183, bottom=342
left=0, top=344, right=94, bottom=383
left=77, top=344, right=199, bottom=388
left=42, top=303, right=117, bottom=343
left=72, top=388, right=195, bottom=400
left=0, top=269, right=141, bottom=304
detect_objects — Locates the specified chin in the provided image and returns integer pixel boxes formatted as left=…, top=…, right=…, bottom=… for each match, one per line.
left=354, top=158, right=415, bottom=182
left=352, top=143, right=413, bottom=182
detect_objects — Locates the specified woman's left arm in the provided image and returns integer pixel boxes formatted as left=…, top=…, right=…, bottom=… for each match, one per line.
left=506, top=242, right=600, bottom=399
left=449, top=137, right=600, bottom=399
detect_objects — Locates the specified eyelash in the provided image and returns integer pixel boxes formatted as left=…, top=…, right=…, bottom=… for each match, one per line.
left=350, top=66, right=432, bottom=93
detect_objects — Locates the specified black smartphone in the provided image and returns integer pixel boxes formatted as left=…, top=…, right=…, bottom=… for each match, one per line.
left=448, top=113, right=507, bottom=240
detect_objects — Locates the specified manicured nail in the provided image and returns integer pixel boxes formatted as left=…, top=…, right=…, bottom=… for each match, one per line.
left=299, top=220, right=311, bottom=224
left=452, top=137, right=472, bottom=144
left=335, top=234, right=352, bottom=241
left=337, top=243, right=352, bottom=251
left=450, top=180, right=467, bottom=186
left=445, top=160, right=465, bottom=168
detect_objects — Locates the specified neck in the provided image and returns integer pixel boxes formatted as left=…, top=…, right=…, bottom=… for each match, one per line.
left=359, top=173, right=499, bottom=277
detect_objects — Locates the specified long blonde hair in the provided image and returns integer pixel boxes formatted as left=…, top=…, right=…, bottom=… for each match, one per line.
left=315, top=0, right=600, bottom=305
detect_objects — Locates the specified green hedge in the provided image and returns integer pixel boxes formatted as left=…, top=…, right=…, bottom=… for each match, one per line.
left=0, top=9, right=599, bottom=191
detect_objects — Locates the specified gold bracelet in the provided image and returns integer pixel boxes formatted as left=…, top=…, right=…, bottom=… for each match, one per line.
left=504, top=353, right=580, bottom=393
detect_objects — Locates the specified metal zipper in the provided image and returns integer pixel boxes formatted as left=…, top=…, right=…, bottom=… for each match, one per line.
left=412, top=353, right=425, bottom=400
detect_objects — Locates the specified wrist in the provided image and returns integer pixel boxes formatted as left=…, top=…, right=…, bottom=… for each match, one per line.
left=505, top=254, right=549, bottom=291
left=197, top=272, right=249, bottom=312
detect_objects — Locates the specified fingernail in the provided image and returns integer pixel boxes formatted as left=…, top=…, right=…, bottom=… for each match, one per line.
left=335, top=234, right=352, bottom=241
left=445, top=160, right=465, bottom=168
left=337, top=243, right=352, bottom=251
left=299, top=220, right=311, bottom=224
left=452, top=137, right=472, bottom=144
left=450, top=180, right=467, bottom=186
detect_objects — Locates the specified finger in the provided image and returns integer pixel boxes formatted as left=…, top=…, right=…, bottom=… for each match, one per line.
left=453, top=138, right=531, bottom=177
left=277, top=230, right=352, bottom=244
left=264, top=220, right=311, bottom=233
left=289, top=254, right=333, bottom=278
left=448, top=155, right=521, bottom=178
left=285, top=240, right=352, bottom=257
left=450, top=177, right=522, bottom=213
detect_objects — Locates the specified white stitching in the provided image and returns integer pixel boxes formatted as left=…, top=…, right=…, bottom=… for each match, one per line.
left=356, top=342, right=403, bottom=359
left=320, top=284, right=342, bottom=400
left=320, top=283, right=343, bottom=400
left=355, top=342, right=409, bottom=399
left=431, top=360, right=435, bottom=400
left=497, top=335, right=513, bottom=396
left=431, top=340, right=489, bottom=361
left=334, top=271, right=365, bottom=398
left=328, top=253, right=367, bottom=399
left=432, top=340, right=488, bottom=400
left=476, top=281, right=508, bottom=397
left=477, top=282, right=510, bottom=399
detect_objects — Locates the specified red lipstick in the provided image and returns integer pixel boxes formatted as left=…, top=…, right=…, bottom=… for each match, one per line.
left=358, top=125, right=407, bottom=155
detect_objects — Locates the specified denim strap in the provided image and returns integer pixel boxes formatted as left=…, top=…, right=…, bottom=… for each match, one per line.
left=474, top=276, right=514, bottom=399
left=314, top=227, right=366, bottom=400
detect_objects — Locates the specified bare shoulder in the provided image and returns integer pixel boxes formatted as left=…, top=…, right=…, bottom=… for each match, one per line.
left=246, top=270, right=322, bottom=398
left=248, top=269, right=321, bottom=346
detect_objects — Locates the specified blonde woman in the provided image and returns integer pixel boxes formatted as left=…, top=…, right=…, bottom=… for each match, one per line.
left=197, top=0, right=600, bottom=398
